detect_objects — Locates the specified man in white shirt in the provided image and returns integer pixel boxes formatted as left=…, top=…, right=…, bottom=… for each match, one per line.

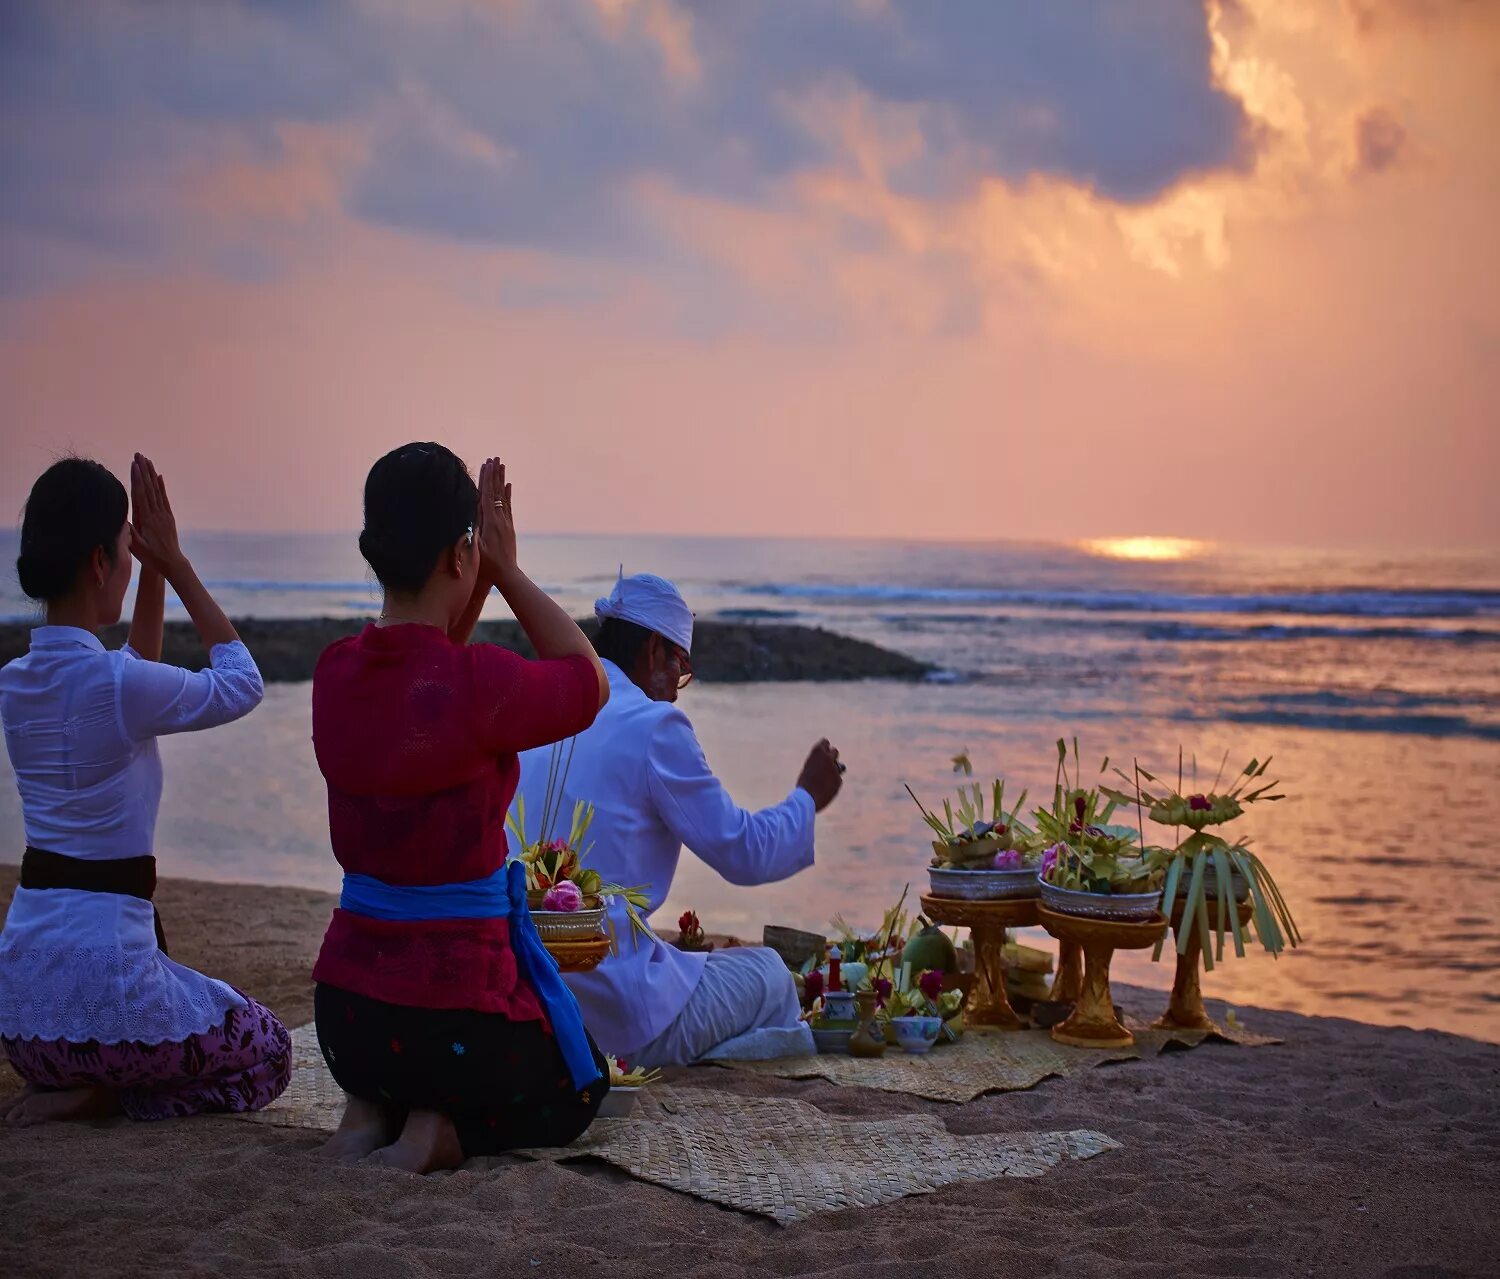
left=513, top=572, right=843, bottom=1067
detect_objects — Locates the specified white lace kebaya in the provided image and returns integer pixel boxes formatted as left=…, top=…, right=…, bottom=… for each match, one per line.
left=0, top=626, right=264, bottom=1044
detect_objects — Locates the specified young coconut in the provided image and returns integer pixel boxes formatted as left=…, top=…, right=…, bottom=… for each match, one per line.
left=901, top=917, right=958, bottom=976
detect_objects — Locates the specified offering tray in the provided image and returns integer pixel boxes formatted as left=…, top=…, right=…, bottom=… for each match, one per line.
left=1155, top=896, right=1255, bottom=1033
left=530, top=905, right=608, bottom=941
left=928, top=865, right=1039, bottom=901
left=920, top=894, right=1038, bottom=1032
left=1038, top=907, right=1168, bottom=1049
left=1039, top=881, right=1162, bottom=922
left=544, top=934, right=612, bottom=974
left=596, top=1086, right=640, bottom=1119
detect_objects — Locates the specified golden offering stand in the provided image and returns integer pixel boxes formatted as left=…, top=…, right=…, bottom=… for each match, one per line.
left=1051, top=939, right=1084, bottom=1003
left=1154, top=896, right=1255, bottom=1033
left=545, top=934, right=611, bottom=974
left=1038, top=906, right=1168, bottom=1049
left=919, top=894, right=1038, bottom=1031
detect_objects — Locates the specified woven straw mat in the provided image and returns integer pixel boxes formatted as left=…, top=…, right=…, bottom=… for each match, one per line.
left=229, top=1026, right=1121, bottom=1224
left=509, top=1084, right=1119, bottom=1224
left=708, top=1022, right=1279, bottom=1103
left=230, top=1024, right=348, bottom=1133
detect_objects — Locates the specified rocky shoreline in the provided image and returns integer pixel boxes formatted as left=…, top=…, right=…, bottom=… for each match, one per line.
left=0, top=616, right=933, bottom=684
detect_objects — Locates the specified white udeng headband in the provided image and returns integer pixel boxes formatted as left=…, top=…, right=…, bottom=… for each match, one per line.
left=594, top=570, right=694, bottom=653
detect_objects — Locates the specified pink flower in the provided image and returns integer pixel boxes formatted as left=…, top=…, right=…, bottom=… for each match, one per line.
left=918, top=970, right=945, bottom=1001
left=542, top=881, right=584, bottom=912
left=1189, top=794, right=1212, bottom=811
left=874, top=977, right=892, bottom=1008
left=1040, top=843, right=1064, bottom=877
left=993, top=849, right=1023, bottom=871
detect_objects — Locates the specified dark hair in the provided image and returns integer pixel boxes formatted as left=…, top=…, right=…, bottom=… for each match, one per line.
left=358, top=442, right=478, bottom=594
left=16, top=458, right=129, bottom=602
left=594, top=616, right=656, bottom=671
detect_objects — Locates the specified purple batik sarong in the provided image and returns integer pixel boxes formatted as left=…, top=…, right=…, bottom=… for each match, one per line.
left=2, top=993, right=291, bottom=1121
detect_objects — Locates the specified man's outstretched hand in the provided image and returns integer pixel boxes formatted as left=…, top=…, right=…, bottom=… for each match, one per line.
left=797, top=739, right=843, bottom=811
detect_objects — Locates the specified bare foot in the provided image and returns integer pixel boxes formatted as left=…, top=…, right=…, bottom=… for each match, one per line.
left=6, top=1085, right=119, bottom=1127
left=2, top=1084, right=38, bottom=1124
left=318, top=1096, right=400, bottom=1164
left=363, top=1109, right=464, bottom=1175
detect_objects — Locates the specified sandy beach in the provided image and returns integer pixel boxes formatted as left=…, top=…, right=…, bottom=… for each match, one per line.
left=4, top=1, right=1498, bottom=1273
left=1, top=865, right=1495, bottom=1279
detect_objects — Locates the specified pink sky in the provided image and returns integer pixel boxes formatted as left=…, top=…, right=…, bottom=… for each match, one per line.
left=1, top=1, right=1496, bottom=550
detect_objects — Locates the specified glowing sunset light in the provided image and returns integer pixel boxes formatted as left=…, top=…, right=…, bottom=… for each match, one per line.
left=1077, top=537, right=1210, bottom=562
left=0, top=2, right=1495, bottom=549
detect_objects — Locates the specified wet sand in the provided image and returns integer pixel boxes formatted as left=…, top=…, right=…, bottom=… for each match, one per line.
left=0, top=866, right=1496, bottom=1278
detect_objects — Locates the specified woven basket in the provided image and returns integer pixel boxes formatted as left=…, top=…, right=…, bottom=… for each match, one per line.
left=530, top=904, right=608, bottom=941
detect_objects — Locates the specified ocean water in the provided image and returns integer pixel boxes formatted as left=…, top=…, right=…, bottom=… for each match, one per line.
left=2, top=532, right=1498, bottom=1042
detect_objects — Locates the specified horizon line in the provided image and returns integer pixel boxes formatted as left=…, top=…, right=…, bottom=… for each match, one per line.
left=0, top=527, right=1494, bottom=558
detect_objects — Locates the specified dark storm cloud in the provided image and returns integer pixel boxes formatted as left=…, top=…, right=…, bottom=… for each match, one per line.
left=0, top=0, right=1254, bottom=284
left=678, top=1, right=1253, bottom=200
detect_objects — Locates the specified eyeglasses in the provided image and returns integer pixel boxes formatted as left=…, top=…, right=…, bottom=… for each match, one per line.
left=669, top=644, right=694, bottom=690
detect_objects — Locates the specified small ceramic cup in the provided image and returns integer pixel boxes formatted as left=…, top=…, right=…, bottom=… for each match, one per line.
left=890, top=1015, right=943, bottom=1054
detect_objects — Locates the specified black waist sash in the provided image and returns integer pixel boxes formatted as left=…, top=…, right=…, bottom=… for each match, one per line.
left=20, top=847, right=169, bottom=955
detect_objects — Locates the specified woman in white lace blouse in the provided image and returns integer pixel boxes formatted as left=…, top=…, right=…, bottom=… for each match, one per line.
left=0, top=455, right=290, bottom=1126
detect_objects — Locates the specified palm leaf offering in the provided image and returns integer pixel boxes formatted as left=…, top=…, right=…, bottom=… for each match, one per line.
left=904, top=775, right=1040, bottom=869
left=830, top=882, right=911, bottom=977
left=508, top=739, right=654, bottom=952
left=1101, top=752, right=1300, bottom=970
left=506, top=740, right=598, bottom=891
left=1035, top=739, right=1167, bottom=895
left=886, top=965, right=964, bottom=1020
left=605, top=1055, right=662, bottom=1089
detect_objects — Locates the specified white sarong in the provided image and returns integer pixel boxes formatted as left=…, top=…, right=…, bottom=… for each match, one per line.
left=628, top=946, right=813, bottom=1068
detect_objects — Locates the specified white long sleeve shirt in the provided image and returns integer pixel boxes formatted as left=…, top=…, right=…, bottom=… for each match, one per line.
left=0, top=626, right=264, bottom=1043
left=514, top=660, right=815, bottom=1055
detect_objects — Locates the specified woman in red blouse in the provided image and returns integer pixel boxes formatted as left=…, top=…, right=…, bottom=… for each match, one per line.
left=312, top=444, right=610, bottom=1173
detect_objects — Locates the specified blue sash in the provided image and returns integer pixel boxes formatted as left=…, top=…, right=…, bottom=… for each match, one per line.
left=339, top=860, right=600, bottom=1093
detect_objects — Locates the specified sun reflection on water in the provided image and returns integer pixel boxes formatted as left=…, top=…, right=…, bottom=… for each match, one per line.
left=1077, top=536, right=1210, bottom=561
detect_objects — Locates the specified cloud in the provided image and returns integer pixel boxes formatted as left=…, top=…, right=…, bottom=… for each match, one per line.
left=1346, top=0, right=1489, bottom=36
left=0, top=2, right=382, bottom=123
left=1354, top=107, right=1408, bottom=174
left=0, top=0, right=1256, bottom=288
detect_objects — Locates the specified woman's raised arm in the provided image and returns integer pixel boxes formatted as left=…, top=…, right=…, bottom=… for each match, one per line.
left=126, top=457, right=166, bottom=661
left=474, top=457, right=608, bottom=709
left=128, top=453, right=240, bottom=653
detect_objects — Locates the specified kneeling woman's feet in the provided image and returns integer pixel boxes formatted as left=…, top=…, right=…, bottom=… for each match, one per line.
left=4, top=1084, right=121, bottom=1127
left=364, top=1108, right=464, bottom=1175
left=318, top=1095, right=401, bottom=1164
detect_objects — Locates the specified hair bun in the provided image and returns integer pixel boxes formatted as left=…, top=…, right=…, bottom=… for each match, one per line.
left=17, top=541, right=68, bottom=601
left=358, top=443, right=478, bottom=595
left=15, top=458, right=128, bottom=603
